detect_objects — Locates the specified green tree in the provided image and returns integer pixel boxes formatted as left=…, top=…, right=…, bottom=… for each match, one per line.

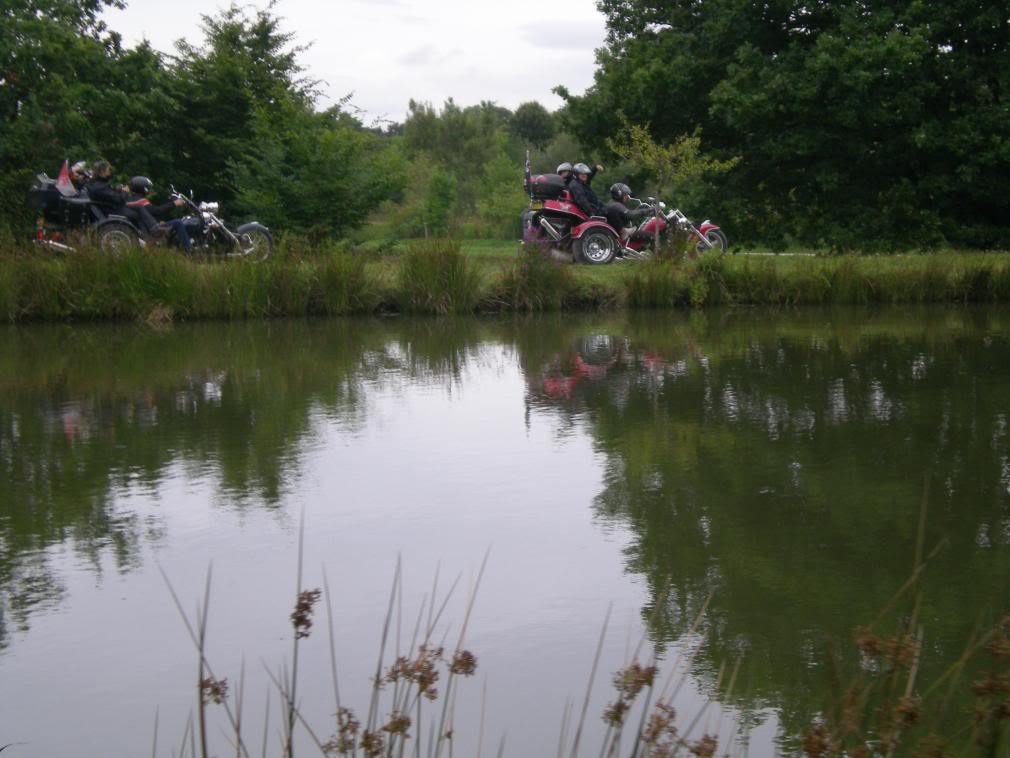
left=0, top=0, right=178, bottom=226
left=168, top=4, right=316, bottom=205
left=561, top=0, right=1010, bottom=249
left=510, top=101, right=555, bottom=149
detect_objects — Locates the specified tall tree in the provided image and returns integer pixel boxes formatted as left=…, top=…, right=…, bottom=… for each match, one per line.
left=561, top=0, right=1010, bottom=248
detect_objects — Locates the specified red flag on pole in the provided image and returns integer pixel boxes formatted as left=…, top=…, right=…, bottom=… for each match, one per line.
left=55, top=159, right=76, bottom=196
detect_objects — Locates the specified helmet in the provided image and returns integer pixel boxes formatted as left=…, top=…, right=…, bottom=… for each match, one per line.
left=130, top=176, right=154, bottom=195
left=572, top=162, right=592, bottom=176
left=556, top=162, right=573, bottom=174
left=609, top=183, right=632, bottom=201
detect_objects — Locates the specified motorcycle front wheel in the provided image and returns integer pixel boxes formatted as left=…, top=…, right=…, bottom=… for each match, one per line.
left=698, top=229, right=728, bottom=255
left=236, top=223, right=273, bottom=261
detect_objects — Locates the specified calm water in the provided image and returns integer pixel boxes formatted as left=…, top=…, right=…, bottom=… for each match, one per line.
left=1, top=308, right=1009, bottom=757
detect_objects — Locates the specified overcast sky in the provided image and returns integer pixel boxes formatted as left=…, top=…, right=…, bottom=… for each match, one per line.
left=103, top=0, right=608, bottom=125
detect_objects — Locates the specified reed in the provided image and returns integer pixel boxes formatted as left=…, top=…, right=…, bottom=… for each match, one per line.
left=4, top=245, right=1010, bottom=323
left=396, top=239, right=484, bottom=315
left=489, top=241, right=577, bottom=311
left=148, top=541, right=1007, bottom=758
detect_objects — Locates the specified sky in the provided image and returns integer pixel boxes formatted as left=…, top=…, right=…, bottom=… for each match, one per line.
left=103, top=0, right=609, bottom=126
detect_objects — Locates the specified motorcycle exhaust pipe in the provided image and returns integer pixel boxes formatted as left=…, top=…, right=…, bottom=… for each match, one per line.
left=37, top=240, right=77, bottom=254
left=539, top=217, right=562, bottom=241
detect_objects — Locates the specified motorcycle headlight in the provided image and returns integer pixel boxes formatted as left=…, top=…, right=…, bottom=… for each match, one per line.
left=199, top=202, right=219, bottom=213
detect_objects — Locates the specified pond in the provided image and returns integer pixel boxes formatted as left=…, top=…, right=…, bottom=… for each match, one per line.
left=1, top=307, right=1009, bottom=757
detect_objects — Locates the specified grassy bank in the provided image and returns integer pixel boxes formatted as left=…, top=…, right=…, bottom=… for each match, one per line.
left=3, top=240, right=1010, bottom=323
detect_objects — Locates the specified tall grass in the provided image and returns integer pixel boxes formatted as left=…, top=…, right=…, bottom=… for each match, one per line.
left=153, top=551, right=1009, bottom=758
left=395, top=239, right=484, bottom=315
left=4, top=245, right=1010, bottom=323
left=489, top=241, right=576, bottom=311
left=0, top=243, right=385, bottom=322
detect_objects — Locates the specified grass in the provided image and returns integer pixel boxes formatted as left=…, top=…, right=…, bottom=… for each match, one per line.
left=3, top=239, right=1010, bottom=323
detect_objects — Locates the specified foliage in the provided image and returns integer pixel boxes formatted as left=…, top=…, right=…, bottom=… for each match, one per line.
left=0, top=2, right=402, bottom=239
left=561, top=0, right=1010, bottom=249
left=509, top=101, right=556, bottom=148
left=606, top=122, right=739, bottom=200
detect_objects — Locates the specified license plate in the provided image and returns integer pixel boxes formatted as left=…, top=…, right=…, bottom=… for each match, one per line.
left=529, top=201, right=543, bottom=209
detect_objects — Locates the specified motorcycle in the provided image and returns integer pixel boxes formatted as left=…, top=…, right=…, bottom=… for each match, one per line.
left=520, top=170, right=727, bottom=264
left=28, top=170, right=273, bottom=259
left=164, top=187, right=273, bottom=261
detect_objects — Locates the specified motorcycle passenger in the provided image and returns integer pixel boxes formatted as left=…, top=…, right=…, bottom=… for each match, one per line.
left=126, top=176, right=193, bottom=252
left=70, top=161, right=92, bottom=191
left=569, top=163, right=606, bottom=218
left=559, top=161, right=604, bottom=186
left=604, top=183, right=652, bottom=238
left=86, top=160, right=162, bottom=238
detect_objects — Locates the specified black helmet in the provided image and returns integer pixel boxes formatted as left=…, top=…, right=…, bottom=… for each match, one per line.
left=130, top=176, right=153, bottom=195
left=572, top=162, right=591, bottom=176
left=556, top=162, right=573, bottom=174
left=609, top=183, right=632, bottom=201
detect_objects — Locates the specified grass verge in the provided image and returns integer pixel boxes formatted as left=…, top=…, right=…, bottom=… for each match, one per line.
left=3, top=241, right=1010, bottom=323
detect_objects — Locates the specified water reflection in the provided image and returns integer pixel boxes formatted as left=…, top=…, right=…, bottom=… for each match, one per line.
left=521, top=308, right=1010, bottom=739
left=0, top=318, right=500, bottom=650
left=1, top=309, right=1009, bottom=749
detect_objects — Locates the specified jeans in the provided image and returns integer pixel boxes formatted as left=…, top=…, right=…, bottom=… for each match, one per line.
left=163, top=219, right=193, bottom=252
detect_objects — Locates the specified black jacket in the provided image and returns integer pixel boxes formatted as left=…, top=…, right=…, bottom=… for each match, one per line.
left=570, top=178, right=606, bottom=217
left=85, top=177, right=128, bottom=209
left=604, top=200, right=652, bottom=230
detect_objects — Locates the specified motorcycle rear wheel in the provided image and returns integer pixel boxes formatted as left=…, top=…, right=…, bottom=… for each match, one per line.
left=574, top=229, right=617, bottom=265
left=96, top=222, right=139, bottom=255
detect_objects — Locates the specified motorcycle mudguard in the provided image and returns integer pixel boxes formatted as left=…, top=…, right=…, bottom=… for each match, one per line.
left=571, top=220, right=619, bottom=240
left=95, top=216, right=141, bottom=232
left=698, top=221, right=720, bottom=235
left=542, top=198, right=588, bottom=221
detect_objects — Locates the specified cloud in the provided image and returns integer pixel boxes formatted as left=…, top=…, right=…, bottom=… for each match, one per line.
left=397, top=45, right=436, bottom=65
left=519, top=19, right=606, bottom=51
left=395, top=45, right=462, bottom=66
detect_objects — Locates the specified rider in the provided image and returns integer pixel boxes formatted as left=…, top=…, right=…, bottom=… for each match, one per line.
left=86, top=161, right=162, bottom=238
left=568, top=163, right=606, bottom=217
left=126, top=176, right=193, bottom=252
left=604, top=183, right=652, bottom=238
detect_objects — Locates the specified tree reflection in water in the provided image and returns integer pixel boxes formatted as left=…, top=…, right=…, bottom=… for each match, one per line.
left=0, top=317, right=495, bottom=650
left=1, top=308, right=1008, bottom=749
left=520, top=308, right=1010, bottom=742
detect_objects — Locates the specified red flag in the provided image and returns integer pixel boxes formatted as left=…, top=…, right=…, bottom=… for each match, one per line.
left=55, top=159, right=76, bottom=196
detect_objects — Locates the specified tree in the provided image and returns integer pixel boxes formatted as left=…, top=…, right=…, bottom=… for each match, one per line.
left=561, top=0, right=1010, bottom=249
left=510, top=101, right=555, bottom=149
left=168, top=4, right=317, bottom=205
